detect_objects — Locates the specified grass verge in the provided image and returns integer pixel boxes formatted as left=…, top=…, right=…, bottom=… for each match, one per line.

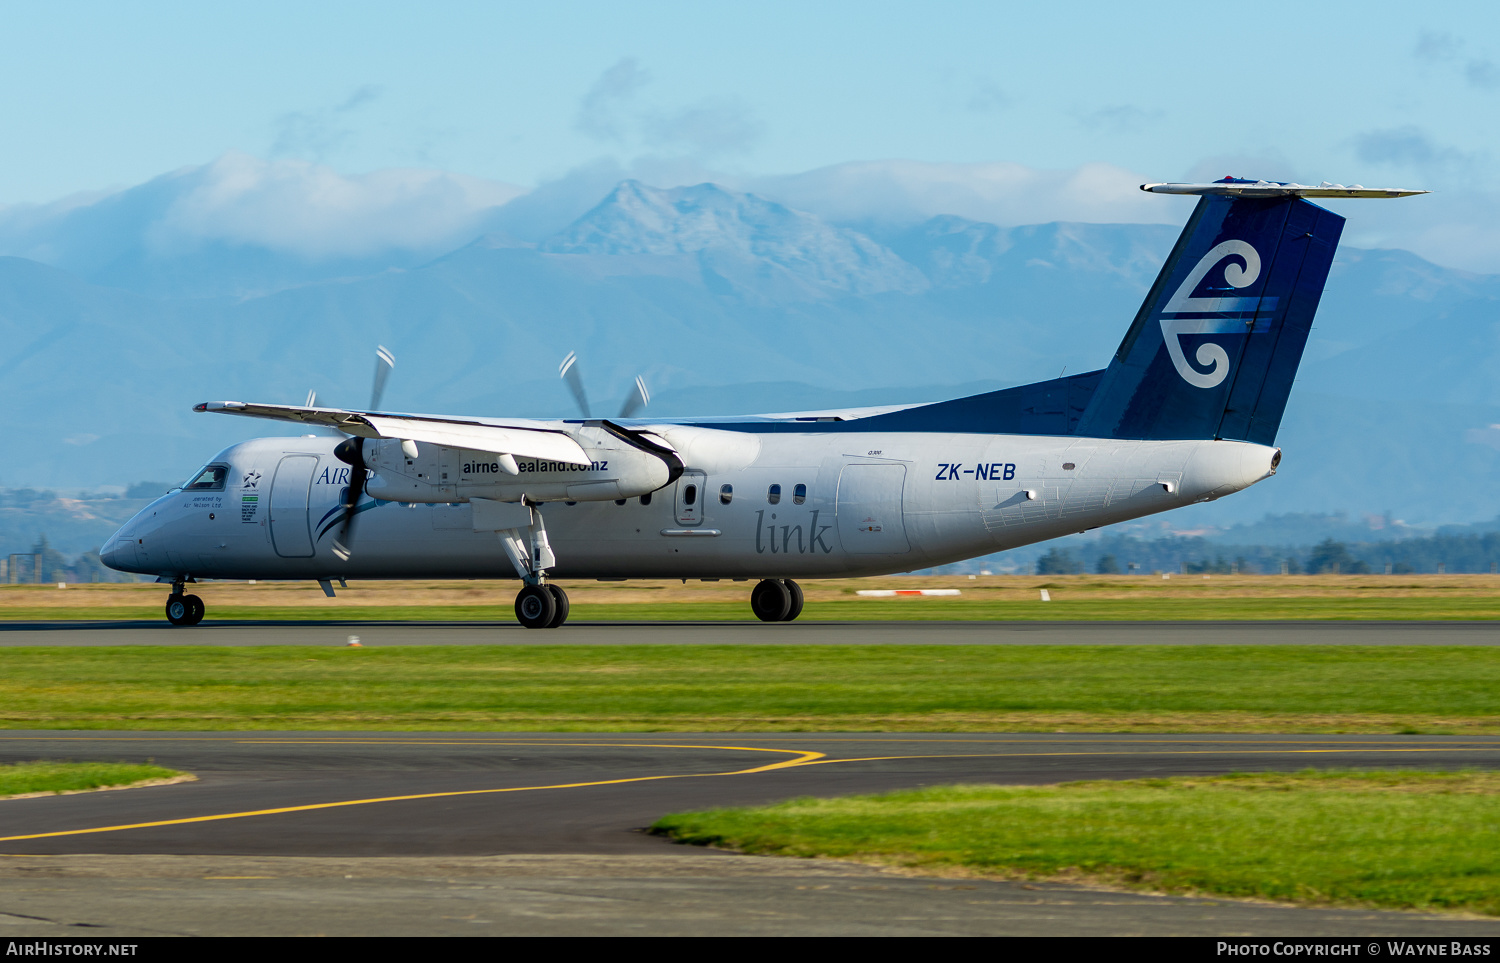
left=0, top=645, right=1496, bottom=732
left=651, top=770, right=1500, bottom=916
left=9, top=575, right=1500, bottom=621
left=0, top=761, right=186, bottom=798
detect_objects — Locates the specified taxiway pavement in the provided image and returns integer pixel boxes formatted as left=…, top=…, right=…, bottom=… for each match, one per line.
left=1, top=732, right=1497, bottom=936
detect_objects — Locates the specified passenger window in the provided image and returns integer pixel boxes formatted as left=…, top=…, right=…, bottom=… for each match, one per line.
left=768, top=484, right=781, bottom=505
left=719, top=484, right=733, bottom=505
left=793, top=483, right=807, bottom=505
left=684, top=485, right=698, bottom=506
left=183, top=465, right=228, bottom=491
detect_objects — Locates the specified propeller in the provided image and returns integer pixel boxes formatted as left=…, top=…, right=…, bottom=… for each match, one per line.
left=371, top=345, right=395, bottom=410
left=559, top=351, right=590, bottom=418
left=558, top=352, right=650, bottom=419
left=618, top=376, right=650, bottom=419
left=330, top=436, right=365, bottom=562
left=331, top=345, right=396, bottom=561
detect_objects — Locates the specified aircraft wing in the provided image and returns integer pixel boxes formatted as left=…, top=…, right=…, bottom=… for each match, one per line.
left=194, top=401, right=592, bottom=465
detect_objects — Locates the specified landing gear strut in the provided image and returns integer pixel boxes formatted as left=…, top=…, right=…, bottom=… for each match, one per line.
left=165, top=580, right=204, bottom=626
left=493, top=502, right=570, bottom=629
left=751, top=578, right=804, bottom=622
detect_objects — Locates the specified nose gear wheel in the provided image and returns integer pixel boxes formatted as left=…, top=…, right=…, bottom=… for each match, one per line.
left=165, top=593, right=204, bottom=626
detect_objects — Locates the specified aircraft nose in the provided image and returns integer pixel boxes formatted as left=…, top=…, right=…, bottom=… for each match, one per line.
left=100, top=515, right=149, bottom=573
left=99, top=532, right=138, bottom=572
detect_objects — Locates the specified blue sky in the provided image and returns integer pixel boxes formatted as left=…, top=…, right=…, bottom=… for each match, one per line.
left=3, top=1, right=1498, bottom=268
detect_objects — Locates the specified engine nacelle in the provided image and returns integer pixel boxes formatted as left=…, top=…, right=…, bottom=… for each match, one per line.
left=360, top=425, right=677, bottom=503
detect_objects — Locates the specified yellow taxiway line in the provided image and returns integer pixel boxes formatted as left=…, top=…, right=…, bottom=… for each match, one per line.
left=3, top=740, right=1496, bottom=845
left=0, top=743, right=823, bottom=844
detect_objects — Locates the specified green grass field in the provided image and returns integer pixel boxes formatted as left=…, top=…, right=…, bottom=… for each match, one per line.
left=0, top=644, right=1496, bottom=732
left=0, top=760, right=185, bottom=797
left=651, top=770, right=1500, bottom=915
left=8, top=574, right=1500, bottom=622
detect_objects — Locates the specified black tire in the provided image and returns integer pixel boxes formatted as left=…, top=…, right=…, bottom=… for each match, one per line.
left=515, top=584, right=557, bottom=629
left=779, top=579, right=804, bottom=622
left=183, top=594, right=205, bottom=626
left=165, top=594, right=192, bottom=626
left=750, top=578, right=792, bottom=622
left=545, top=585, right=570, bottom=628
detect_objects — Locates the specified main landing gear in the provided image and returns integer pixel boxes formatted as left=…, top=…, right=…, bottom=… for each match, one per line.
left=750, top=578, right=804, bottom=622
left=491, top=501, right=570, bottom=629
left=164, top=580, right=204, bottom=626
left=515, top=583, right=570, bottom=630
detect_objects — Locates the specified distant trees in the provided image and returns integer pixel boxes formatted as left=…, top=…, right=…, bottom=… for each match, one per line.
left=0, top=534, right=138, bottom=584
left=932, top=522, right=1500, bottom=576
left=1036, top=548, right=1082, bottom=575
left=30, top=535, right=73, bottom=583
left=1307, top=539, right=1370, bottom=575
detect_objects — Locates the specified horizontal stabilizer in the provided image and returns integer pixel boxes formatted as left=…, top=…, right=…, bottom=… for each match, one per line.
left=1142, top=178, right=1427, bottom=199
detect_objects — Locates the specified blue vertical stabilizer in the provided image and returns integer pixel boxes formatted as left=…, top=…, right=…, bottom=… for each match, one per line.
left=1073, top=193, right=1344, bottom=444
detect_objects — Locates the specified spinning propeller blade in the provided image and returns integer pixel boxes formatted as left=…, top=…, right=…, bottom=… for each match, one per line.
left=371, top=345, right=395, bottom=411
left=559, top=351, right=590, bottom=418
left=618, top=376, right=650, bottom=419
left=332, top=346, right=396, bottom=560
left=561, top=351, right=649, bottom=419
left=330, top=437, right=366, bottom=562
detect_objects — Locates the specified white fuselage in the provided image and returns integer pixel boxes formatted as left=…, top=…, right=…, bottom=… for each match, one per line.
left=102, top=426, right=1279, bottom=581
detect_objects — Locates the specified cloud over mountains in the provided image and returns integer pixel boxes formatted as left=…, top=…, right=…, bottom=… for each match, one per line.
left=4, top=151, right=1494, bottom=284
left=0, top=153, right=526, bottom=287
left=0, top=154, right=1187, bottom=297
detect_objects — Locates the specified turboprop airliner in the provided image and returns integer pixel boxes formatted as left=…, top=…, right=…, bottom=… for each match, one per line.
left=101, top=178, right=1425, bottom=628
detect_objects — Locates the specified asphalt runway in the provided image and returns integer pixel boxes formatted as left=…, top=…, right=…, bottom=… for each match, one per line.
left=3, top=619, right=1498, bottom=646
left=2, top=732, right=1498, bottom=936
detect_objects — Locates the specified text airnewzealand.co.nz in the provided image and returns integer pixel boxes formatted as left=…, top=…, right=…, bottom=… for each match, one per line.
left=464, top=460, right=608, bottom=474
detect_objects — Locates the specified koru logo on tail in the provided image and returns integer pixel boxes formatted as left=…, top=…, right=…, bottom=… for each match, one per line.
left=1158, top=240, right=1261, bottom=389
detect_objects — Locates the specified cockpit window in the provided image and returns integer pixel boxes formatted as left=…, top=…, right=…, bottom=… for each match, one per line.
left=183, top=464, right=229, bottom=491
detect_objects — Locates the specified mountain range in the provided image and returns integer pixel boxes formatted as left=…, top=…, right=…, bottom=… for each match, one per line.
left=2, top=170, right=1498, bottom=527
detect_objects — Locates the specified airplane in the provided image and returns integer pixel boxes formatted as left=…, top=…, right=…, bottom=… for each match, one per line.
left=99, top=177, right=1425, bottom=628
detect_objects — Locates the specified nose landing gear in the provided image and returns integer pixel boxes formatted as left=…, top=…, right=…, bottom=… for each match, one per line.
left=750, top=578, right=804, bottom=622
left=165, top=581, right=205, bottom=626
